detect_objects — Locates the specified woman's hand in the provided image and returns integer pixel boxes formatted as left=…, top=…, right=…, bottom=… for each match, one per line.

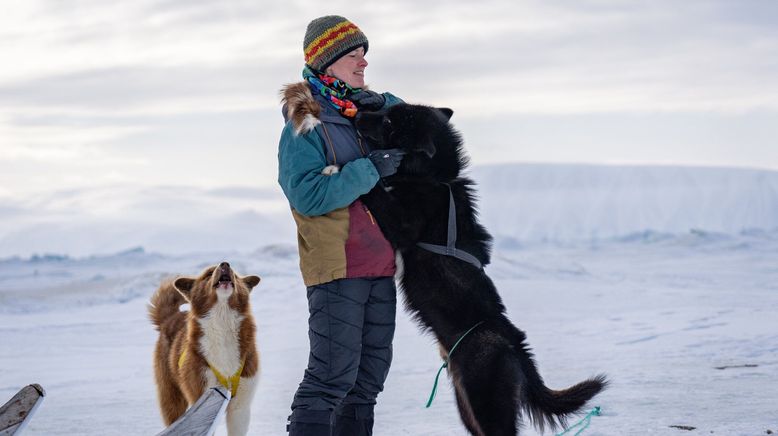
left=368, top=149, right=405, bottom=177
left=350, top=90, right=386, bottom=111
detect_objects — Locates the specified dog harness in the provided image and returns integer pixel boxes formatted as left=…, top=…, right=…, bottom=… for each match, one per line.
left=178, top=349, right=245, bottom=398
left=416, top=183, right=484, bottom=270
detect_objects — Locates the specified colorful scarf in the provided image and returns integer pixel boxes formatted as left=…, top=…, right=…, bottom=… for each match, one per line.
left=303, top=66, right=361, bottom=118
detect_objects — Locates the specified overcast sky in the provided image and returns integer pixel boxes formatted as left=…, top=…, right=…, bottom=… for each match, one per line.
left=1, top=0, right=777, bottom=201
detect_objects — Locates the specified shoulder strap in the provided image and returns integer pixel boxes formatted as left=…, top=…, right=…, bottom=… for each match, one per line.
left=314, top=123, right=337, bottom=165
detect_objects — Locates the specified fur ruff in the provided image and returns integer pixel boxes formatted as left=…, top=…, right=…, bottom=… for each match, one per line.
left=280, top=82, right=321, bottom=135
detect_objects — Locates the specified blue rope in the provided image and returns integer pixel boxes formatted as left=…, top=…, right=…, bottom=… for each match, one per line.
left=425, top=320, right=485, bottom=408
left=555, top=406, right=602, bottom=436
left=424, top=323, right=603, bottom=436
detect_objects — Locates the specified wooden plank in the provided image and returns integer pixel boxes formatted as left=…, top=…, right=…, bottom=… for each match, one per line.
left=0, top=384, right=46, bottom=436
left=156, top=387, right=230, bottom=436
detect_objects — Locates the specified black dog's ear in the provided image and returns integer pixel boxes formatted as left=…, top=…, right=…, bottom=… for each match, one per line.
left=416, top=135, right=436, bottom=158
left=437, top=107, right=453, bottom=120
left=355, top=111, right=386, bottom=141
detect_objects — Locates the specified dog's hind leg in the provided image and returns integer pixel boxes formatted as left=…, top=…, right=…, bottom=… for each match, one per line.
left=452, top=373, right=485, bottom=436
left=155, top=375, right=188, bottom=426
left=153, top=342, right=188, bottom=425
left=450, top=342, right=521, bottom=436
left=442, top=342, right=484, bottom=435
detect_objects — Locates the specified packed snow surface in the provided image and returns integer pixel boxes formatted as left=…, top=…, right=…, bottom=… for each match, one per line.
left=1, top=164, right=776, bottom=435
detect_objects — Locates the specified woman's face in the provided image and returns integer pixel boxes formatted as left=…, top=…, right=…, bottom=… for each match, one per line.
left=326, top=46, right=368, bottom=88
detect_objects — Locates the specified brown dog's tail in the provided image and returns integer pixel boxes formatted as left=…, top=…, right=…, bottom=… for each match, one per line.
left=148, top=280, right=185, bottom=330
left=513, top=329, right=608, bottom=432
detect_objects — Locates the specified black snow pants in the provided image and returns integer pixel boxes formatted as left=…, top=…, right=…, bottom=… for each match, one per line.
left=287, top=277, right=397, bottom=436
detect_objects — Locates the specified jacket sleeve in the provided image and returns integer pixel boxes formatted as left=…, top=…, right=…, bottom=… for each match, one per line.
left=381, top=92, right=404, bottom=109
left=278, top=122, right=380, bottom=217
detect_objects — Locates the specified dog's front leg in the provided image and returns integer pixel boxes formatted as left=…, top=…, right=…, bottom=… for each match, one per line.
left=225, top=376, right=258, bottom=436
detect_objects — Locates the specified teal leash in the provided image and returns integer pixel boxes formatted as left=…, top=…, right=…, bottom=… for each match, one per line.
left=425, top=320, right=485, bottom=408
left=424, top=325, right=603, bottom=436
left=555, top=406, right=602, bottom=436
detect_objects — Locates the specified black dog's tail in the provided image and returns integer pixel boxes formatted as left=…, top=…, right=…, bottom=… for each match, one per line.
left=514, top=330, right=608, bottom=432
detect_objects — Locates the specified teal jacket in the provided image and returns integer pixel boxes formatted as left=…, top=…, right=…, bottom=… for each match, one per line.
left=277, top=81, right=402, bottom=286
left=278, top=88, right=403, bottom=216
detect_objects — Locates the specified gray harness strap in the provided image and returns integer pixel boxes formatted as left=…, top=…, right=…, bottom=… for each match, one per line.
left=416, top=184, right=483, bottom=270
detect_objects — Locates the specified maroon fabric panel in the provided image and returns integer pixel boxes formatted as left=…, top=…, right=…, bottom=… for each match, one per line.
left=345, top=199, right=396, bottom=278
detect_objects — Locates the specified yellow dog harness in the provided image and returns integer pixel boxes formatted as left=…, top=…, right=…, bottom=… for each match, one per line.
left=178, top=349, right=245, bottom=397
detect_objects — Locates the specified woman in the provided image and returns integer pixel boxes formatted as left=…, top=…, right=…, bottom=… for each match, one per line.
left=277, top=15, right=405, bottom=436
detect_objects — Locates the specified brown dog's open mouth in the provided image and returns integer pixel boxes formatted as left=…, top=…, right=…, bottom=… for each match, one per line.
left=217, top=274, right=233, bottom=288
left=215, top=263, right=234, bottom=289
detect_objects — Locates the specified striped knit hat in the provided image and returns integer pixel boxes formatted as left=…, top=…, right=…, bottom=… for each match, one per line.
left=304, top=16, right=369, bottom=72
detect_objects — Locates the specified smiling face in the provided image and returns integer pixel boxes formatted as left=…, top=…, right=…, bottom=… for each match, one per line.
left=325, top=46, right=368, bottom=88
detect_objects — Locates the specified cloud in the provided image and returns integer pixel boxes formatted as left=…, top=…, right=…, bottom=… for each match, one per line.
left=3, top=0, right=776, bottom=116
left=365, top=0, right=778, bottom=115
left=0, top=0, right=299, bottom=83
left=454, top=109, right=778, bottom=169
left=1, top=0, right=777, bottom=201
left=0, top=63, right=283, bottom=114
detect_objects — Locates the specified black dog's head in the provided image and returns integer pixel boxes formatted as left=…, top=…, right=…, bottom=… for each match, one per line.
left=356, top=104, right=466, bottom=181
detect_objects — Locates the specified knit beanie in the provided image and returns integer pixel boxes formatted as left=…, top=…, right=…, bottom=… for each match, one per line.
left=304, top=15, right=369, bottom=72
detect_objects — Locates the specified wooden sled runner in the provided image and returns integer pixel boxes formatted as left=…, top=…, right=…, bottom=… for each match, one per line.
left=156, top=387, right=231, bottom=436
left=0, top=384, right=46, bottom=436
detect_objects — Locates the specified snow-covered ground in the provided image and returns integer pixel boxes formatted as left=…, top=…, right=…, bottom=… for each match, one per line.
left=1, top=164, right=777, bottom=435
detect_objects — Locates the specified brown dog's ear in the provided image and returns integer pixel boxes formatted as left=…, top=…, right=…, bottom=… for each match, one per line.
left=416, top=135, right=436, bottom=158
left=438, top=107, right=453, bottom=120
left=173, top=277, right=195, bottom=301
left=241, top=275, right=261, bottom=292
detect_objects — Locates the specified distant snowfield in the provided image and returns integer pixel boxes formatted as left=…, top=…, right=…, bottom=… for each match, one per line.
left=1, top=164, right=776, bottom=258
left=1, top=164, right=777, bottom=435
left=472, top=164, right=778, bottom=244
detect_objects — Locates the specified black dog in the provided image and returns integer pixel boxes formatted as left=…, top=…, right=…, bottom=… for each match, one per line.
left=356, top=105, right=607, bottom=436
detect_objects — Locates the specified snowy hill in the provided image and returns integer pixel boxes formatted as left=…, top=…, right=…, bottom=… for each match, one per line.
left=0, top=184, right=296, bottom=258
left=2, top=164, right=776, bottom=258
left=471, top=164, right=778, bottom=244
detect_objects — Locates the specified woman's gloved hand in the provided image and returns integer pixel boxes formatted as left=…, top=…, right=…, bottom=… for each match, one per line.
left=368, top=149, right=405, bottom=177
left=350, top=90, right=386, bottom=111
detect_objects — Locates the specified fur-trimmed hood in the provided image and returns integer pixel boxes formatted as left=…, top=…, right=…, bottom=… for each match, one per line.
left=280, top=82, right=321, bottom=135
left=280, top=82, right=381, bottom=135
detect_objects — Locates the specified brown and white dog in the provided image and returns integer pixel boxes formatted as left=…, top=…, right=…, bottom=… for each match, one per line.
left=149, top=262, right=261, bottom=435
